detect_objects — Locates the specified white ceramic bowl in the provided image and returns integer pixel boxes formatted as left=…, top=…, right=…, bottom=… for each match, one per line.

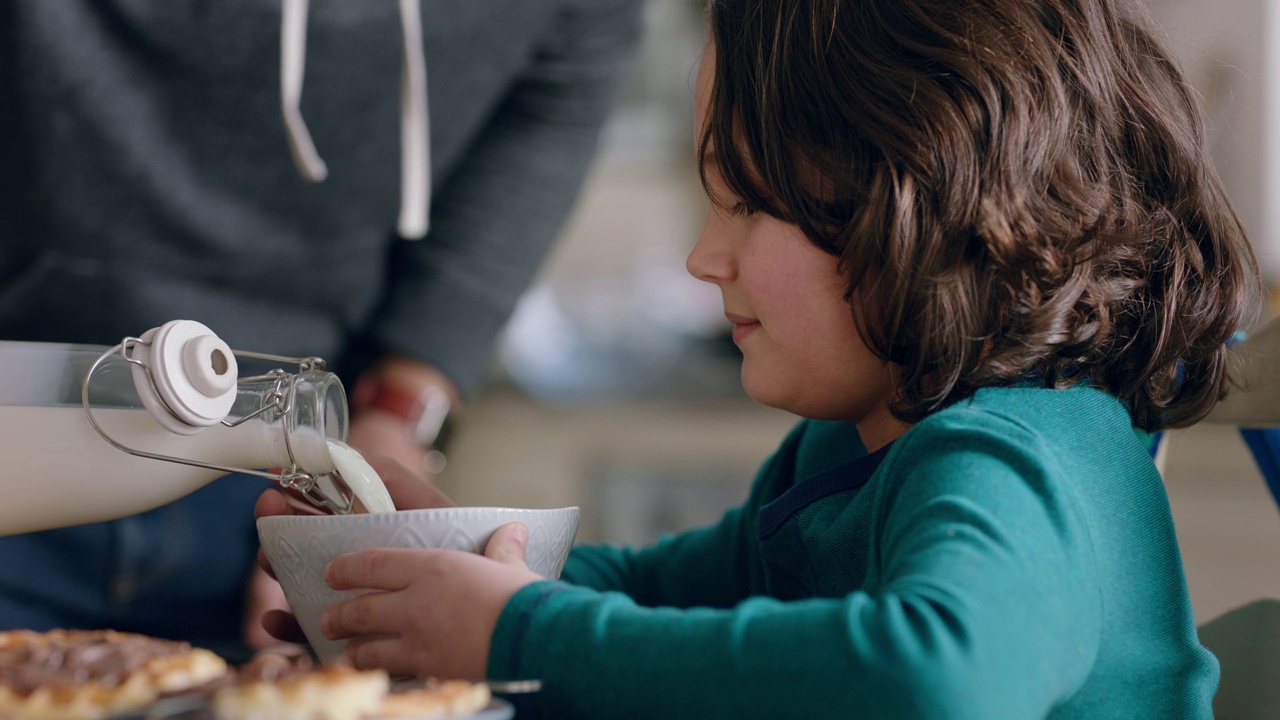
left=258, top=506, right=579, bottom=662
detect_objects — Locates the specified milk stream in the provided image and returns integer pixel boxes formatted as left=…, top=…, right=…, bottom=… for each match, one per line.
left=325, top=439, right=395, bottom=513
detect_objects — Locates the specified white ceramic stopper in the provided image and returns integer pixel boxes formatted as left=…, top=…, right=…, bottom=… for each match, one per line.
left=131, top=320, right=239, bottom=435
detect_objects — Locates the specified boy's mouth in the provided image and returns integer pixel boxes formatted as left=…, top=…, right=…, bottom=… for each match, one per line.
left=731, top=322, right=761, bottom=344
left=726, top=312, right=761, bottom=344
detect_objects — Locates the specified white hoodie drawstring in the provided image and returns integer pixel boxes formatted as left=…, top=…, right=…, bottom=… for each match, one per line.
left=280, top=0, right=327, bottom=182
left=395, top=0, right=431, bottom=239
left=279, top=0, right=431, bottom=239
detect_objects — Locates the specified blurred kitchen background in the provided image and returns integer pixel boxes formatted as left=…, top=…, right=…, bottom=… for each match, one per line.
left=434, top=0, right=1280, bottom=625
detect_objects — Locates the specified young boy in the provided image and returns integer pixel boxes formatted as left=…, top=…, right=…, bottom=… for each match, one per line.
left=260, top=0, right=1259, bottom=717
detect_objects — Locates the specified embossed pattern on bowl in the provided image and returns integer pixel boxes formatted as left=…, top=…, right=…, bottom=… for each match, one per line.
left=258, top=506, right=580, bottom=662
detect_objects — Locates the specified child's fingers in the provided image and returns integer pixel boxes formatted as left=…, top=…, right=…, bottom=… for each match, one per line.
left=324, top=548, right=428, bottom=591
left=342, top=636, right=420, bottom=677
left=321, top=591, right=404, bottom=639
left=484, top=522, right=530, bottom=568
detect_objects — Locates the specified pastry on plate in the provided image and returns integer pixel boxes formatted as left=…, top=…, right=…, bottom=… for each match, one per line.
left=213, top=650, right=493, bottom=720
left=212, top=652, right=389, bottom=720
left=0, top=628, right=229, bottom=720
left=373, top=679, right=492, bottom=718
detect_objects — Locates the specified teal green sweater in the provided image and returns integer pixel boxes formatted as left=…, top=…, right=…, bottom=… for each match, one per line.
left=489, top=385, right=1217, bottom=718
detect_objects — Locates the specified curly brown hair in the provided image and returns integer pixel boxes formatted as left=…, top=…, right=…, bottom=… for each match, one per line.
left=700, top=0, right=1262, bottom=431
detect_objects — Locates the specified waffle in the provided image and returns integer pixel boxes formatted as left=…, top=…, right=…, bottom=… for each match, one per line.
left=0, top=628, right=229, bottom=720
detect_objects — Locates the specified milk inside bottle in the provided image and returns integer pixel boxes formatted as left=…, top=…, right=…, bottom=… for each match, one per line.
left=0, top=319, right=392, bottom=535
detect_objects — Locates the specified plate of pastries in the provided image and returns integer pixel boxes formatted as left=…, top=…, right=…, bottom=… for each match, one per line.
left=0, top=629, right=508, bottom=720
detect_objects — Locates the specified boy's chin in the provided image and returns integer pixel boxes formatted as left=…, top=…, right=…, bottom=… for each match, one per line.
left=739, top=373, right=799, bottom=415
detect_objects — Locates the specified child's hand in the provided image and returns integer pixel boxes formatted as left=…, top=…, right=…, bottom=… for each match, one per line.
left=252, top=453, right=459, bottom=645
left=321, top=522, right=543, bottom=680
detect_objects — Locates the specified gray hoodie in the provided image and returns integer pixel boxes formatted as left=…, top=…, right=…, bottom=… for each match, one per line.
left=0, top=0, right=645, bottom=396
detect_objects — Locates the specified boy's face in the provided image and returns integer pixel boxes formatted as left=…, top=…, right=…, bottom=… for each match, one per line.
left=687, top=47, right=904, bottom=449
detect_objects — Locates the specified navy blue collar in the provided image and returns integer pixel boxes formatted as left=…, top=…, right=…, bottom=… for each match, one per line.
left=757, top=441, right=894, bottom=540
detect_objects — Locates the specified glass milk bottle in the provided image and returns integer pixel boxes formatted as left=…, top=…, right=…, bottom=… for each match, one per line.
left=0, top=320, right=355, bottom=535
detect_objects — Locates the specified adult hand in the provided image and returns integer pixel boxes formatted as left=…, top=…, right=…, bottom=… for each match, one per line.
left=359, top=453, right=456, bottom=511
left=255, top=452, right=455, bottom=534
left=347, top=411, right=435, bottom=483
left=242, top=564, right=301, bottom=651
left=349, top=357, right=462, bottom=483
left=320, top=522, right=542, bottom=681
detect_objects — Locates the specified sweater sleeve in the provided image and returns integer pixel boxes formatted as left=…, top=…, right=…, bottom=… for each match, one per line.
left=368, top=0, right=645, bottom=397
left=556, top=507, right=752, bottom=608
left=487, top=411, right=1102, bottom=720
left=553, top=419, right=851, bottom=607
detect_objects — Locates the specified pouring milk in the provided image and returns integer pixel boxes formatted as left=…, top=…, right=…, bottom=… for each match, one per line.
left=0, top=320, right=397, bottom=535
left=325, top=439, right=396, bottom=513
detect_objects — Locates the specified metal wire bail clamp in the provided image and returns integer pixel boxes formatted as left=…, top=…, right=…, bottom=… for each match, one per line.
left=79, top=320, right=354, bottom=514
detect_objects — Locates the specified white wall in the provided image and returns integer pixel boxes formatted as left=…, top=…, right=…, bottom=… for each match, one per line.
left=1153, top=0, right=1280, bottom=281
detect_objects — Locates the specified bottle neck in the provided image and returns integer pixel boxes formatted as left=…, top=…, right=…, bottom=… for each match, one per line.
left=229, top=369, right=349, bottom=477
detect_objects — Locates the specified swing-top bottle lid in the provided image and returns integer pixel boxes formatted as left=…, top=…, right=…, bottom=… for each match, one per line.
left=131, top=320, right=239, bottom=435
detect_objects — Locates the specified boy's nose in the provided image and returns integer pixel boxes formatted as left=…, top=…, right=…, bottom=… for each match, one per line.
left=686, top=214, right=732, bottom=284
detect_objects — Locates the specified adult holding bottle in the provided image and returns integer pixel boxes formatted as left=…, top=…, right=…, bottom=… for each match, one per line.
left=0, top=0, right=645, bottom=659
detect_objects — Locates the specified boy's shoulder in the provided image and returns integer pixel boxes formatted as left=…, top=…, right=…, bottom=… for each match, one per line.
left=764, top=384, right=1136, bottom=488
left=925, top=382, right=1130, bottom=433
left=875, top=384, right=1156, bottom=525
left=895, top=383, right=1142, bottom=471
